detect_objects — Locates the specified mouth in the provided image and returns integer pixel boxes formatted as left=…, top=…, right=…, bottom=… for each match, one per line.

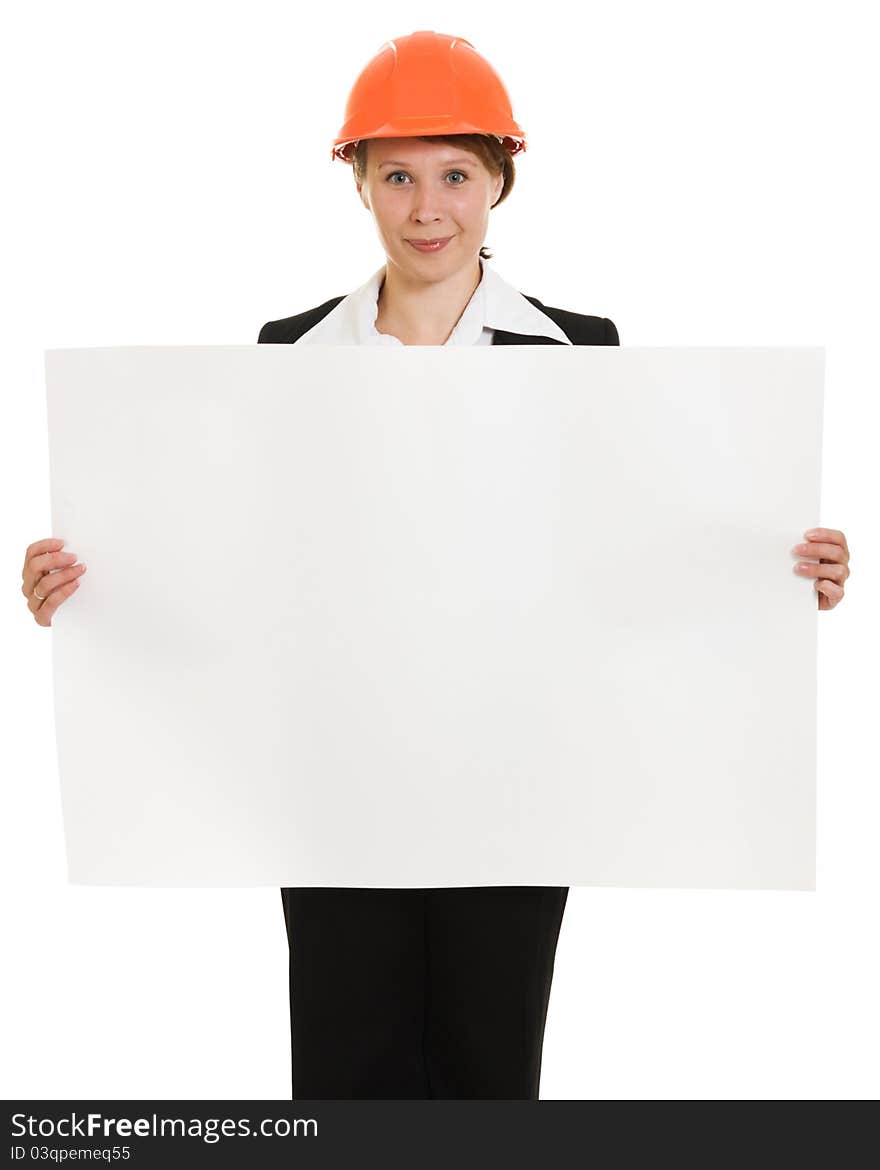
left=406, top=236, right=453, bottom=252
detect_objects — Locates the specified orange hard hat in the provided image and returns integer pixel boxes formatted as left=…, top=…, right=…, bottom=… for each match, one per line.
left=331, top=30, right=527, bottom=164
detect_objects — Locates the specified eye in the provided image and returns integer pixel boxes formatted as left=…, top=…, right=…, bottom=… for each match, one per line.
left=385, top=170, right=469, bottom=185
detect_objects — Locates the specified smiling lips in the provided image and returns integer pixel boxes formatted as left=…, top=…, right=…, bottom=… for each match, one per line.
left=407, top=236, right=453, bottom=252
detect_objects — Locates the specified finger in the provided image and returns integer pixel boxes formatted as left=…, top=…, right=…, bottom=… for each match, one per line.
left=23, top=537, right=66, bottom=573
left=805, top=528, right=849, bottom=558
left=793, top=540, right=846, bottom=562
left=23, top=548, right=80, bottom=591
left=32, top=578, right=81, bottom=626
left=25, top=563, right=85, bottom=605
left=815, top=577, right=844, bottom=606
left=795, top=560, right=848, bottom=581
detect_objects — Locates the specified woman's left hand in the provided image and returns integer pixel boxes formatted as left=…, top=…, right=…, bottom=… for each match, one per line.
left=791, top=528, right=851, bottom=610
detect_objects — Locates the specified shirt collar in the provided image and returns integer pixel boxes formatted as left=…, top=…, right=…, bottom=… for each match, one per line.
left=293, top=259, right=572, bottom=345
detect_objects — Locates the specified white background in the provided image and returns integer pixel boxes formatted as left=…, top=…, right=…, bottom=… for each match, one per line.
left=1, top=0, right=876, bottom=1098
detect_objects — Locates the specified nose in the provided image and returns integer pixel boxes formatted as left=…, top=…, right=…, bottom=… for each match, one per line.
left=409, top=190, right=448, bottom=225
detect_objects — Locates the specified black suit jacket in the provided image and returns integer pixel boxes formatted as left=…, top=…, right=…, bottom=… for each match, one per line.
left=258, top=293, right=619, bottom=347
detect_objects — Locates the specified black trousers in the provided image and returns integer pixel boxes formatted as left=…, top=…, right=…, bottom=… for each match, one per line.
left=280, top=885, right=569, bottom=1100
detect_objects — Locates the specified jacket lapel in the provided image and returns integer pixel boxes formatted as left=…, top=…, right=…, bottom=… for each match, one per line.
left=491, top=329, right=567, bottom=346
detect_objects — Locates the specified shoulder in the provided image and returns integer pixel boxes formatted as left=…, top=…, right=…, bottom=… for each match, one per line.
left=257, top=295, right=346, bottom=343
left=522, top=294, right=619, bottom=345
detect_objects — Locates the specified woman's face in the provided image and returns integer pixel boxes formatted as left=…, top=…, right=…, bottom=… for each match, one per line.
left=356, top=137, right=504, bottom=279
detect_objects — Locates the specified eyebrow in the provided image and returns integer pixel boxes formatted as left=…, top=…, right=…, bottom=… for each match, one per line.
left=377, top=158, right=476, bottom=169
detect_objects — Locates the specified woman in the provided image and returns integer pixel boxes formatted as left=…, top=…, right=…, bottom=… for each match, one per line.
left=21, top=30, right=851, bottom=1101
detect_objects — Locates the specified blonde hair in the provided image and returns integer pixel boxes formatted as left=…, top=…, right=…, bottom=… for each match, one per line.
left=350, top=133, right=516, bottom=261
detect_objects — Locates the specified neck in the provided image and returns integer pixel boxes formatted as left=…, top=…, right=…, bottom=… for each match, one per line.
left=375, top=257, right=483, bottom=345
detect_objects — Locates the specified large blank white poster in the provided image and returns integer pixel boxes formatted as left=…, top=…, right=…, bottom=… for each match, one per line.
left=45, top=345, right=823, bottom=889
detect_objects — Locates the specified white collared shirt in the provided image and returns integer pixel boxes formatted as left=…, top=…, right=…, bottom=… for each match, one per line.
left=291, top=259, right=572, bottom=346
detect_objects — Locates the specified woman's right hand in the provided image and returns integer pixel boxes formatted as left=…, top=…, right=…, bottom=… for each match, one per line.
left=21, top=538, right=87, bottom=627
